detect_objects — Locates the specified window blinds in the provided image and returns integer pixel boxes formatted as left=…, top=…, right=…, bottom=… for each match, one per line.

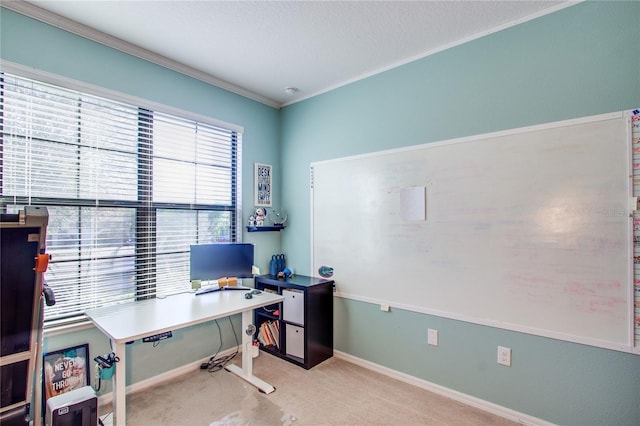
left=0, top=72, right=241, bottom=323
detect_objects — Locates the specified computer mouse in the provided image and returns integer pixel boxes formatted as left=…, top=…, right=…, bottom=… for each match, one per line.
left=244, top=293, right=253, bottom=299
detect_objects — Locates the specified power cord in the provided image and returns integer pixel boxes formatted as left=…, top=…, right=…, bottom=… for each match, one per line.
left=200, top=317, right=240, bottom=373
left=261, top=305, right=277, bottom=314
left=94, top=364, right=102, bottom=392
left=98, top=411, right=112, bottom=426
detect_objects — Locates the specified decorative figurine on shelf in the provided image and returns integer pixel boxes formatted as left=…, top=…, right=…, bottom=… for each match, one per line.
left=255, top=207, right=267, bottom=226
left=248, top=215, right=256, bottom=226
left=270, top=209, right=288, bottom=227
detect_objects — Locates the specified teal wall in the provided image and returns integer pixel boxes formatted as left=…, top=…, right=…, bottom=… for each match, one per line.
left=0, top=7, right=282, bottom=386
left=2, top=2, right=640, bottom=424
left=0, top=8, right=283, bottom=272
left=280, top=2, right=640, bottom=425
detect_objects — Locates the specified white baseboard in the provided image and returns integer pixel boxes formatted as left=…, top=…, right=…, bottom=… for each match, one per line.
left=96, top=347, right=551, bottom=426
left=97, top=348, right=237, bottom=407
left=333, top=350, right=553, bottom=426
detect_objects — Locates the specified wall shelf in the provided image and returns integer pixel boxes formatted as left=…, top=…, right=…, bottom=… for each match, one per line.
left=246, top=225, right=285, bottom=232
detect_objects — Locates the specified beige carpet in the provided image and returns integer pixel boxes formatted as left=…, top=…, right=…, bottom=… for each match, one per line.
left=100, top=353, right=518, bottom=425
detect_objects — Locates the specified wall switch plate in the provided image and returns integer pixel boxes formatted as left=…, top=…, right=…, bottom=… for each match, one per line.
left=497, top=346, right=512, bottom=366
left=428, top=329, right=438, bottom=346
left=380, top=303, right=390, bottom=312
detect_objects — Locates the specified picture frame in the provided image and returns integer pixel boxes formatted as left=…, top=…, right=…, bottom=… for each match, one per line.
left=42, top=344, right=90, bottom=405
left=254, top=162, right=273, bottom=207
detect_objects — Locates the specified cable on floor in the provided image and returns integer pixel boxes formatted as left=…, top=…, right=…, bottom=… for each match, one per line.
left=200, top=317, right=240, bottom=373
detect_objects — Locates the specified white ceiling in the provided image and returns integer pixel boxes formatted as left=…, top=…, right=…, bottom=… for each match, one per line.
left=10, top=0, right=573, bottom=108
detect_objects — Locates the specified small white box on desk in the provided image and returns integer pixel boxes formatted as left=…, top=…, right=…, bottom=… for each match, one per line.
left=283, top=289, right=304, bottom=325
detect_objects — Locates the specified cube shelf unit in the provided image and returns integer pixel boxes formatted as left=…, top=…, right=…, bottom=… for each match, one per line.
left=254, top=274, right=333, bottom=369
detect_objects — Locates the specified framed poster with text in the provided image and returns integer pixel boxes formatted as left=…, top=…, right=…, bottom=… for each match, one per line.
left=43, top=344, right=90, bottom=405
left=254, top=163, right=272, bottom=207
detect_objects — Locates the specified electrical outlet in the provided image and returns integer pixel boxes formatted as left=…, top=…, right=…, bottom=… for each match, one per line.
left=427, top=329, right=438, bottom=346
left=497, top=346, right=512, bottom=366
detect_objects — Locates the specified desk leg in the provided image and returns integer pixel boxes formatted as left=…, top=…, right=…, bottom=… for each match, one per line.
left=225, top=310, right=276, bottom=394
left=113, top=341, right=126, bottom=426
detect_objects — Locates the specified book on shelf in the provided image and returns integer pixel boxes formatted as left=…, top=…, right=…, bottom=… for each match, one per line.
left=257, top=320, right=280, bottom=348
left=257, top=325, right=269, bottom=346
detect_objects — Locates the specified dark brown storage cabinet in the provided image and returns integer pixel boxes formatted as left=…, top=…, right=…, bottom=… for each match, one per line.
left=1, top=207, right=48, bottom=425
left=254, top=274, right=333, bottom=369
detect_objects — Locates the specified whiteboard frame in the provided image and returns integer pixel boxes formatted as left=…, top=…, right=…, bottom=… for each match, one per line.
left=625, top=113, right=635, bottom=351
left=311, top=109, right=638, bottom=354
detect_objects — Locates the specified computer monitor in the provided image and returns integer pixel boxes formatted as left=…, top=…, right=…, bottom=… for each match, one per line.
left=189, top=243, right=254, bottom=281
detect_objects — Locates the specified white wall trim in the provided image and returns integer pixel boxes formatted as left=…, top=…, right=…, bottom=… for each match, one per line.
left=96, top=347, right=553, bottom=425
left=282, top=1, right=581, bottom=107
left=1, top=0, right=280, bottom=109
left=96, top=347, right=238, bottom=408
left=4, top=0, right=580, bottom=110
left=0, top=60, right=244, bottom=134
left=333, top=350, right=554, bottom=426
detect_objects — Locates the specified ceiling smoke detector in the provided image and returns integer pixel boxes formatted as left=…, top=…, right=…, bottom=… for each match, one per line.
left=284, top=87, right=299, bottom=96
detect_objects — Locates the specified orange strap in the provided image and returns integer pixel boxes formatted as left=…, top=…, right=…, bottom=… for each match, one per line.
left=34, top=253, right=50, bottom=273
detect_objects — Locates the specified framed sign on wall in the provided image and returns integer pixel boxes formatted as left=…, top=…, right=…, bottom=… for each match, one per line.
left=254, top=163, right=272, bottom=207
left=42, top=344, right=90, bottom=405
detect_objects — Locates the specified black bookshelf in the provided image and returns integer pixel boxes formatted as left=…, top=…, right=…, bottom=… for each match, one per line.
left=254, top=274, right=333, bottom=369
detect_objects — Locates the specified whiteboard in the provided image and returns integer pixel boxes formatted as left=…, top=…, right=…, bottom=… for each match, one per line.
left=311, top=112, right=634, bottom=352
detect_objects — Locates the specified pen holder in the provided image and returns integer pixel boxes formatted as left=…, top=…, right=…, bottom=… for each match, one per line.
left=98, top=364, right=115, bottom=380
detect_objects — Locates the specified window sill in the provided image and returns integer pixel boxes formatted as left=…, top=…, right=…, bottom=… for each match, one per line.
left=43, top=317, right=95, bottom=338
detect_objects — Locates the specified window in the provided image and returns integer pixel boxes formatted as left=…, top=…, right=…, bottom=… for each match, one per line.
left=0, top=72, right=242, bottom=323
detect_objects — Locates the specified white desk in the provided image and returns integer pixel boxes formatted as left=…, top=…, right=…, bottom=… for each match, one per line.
left=85, top=290, right=284, bottom=426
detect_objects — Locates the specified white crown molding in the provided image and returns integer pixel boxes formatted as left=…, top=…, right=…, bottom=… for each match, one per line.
left=4, top=0, right=581, bottom=110
left=0, top=59, right=245, bottom=133
left=1, top=0, right=282, bottom=109
left=282, top=1, right=581, bottom=107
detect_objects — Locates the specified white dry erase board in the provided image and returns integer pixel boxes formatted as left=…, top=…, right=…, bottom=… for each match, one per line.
left=311, top=110, right=637, bottom=353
